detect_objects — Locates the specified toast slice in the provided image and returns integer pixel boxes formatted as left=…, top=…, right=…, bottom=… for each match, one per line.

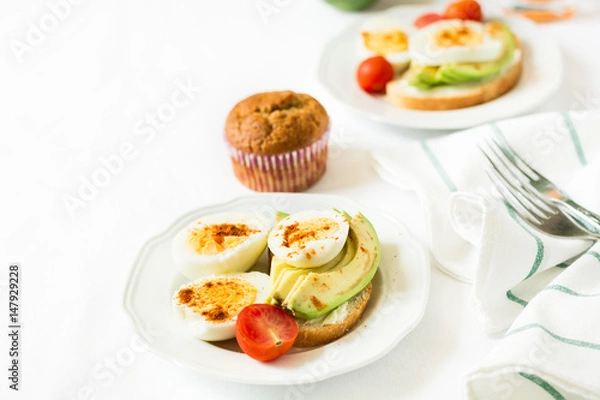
left=293, top=282, right=372, bottom=347
left=385, top=49, right=523, bottom=111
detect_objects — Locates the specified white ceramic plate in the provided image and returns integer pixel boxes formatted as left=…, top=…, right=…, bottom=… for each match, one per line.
left=318, top=5, right=563, bottom=130
left=123, top=193, right=430, bottom=385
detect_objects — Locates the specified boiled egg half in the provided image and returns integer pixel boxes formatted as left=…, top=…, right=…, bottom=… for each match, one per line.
left=268, top=210, right=349, bottom=268
left=409, top=19, right=504, bottom=66
left=358, top=15, right=415, bottom=72
left=172, top=272, right=271, bottom=341
left=172, top=212, right=270, bottom=280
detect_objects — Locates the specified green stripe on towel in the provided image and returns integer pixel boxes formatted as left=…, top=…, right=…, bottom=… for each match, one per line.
left=586, top=251, right=600, bottom=262
left=518, top=373, right=566, bottom=400
left=563, top=112, right=587, bottom=166
left=543, top=285, right=600, bottom=298
left=506, top=290, right=529, bottom=307
left=504, top=204, right=545, bottom=308
left=420, top=141, right=457, bottom=192
left=507, top=323, right=600, bottom=351
left=506, top=205, right=544, bottom=280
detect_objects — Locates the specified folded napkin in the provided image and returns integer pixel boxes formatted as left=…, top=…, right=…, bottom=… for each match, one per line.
left=372, top=110, right=600, bottom=399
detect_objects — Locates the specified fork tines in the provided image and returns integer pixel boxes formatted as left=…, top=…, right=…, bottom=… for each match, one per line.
left=479, top=138, right=559, bottom=225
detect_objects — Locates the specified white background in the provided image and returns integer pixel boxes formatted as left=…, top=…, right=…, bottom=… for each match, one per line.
left=1, top=0, right=599, bottom=399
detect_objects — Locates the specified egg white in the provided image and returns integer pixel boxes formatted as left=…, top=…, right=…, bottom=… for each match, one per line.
left=358, top=15, right=415, bottom=71
left=172, top=212, right=270, bottom=280
left=268, top=210, right=350, bottom=268
left=172, top=272, right=271, bottom=341
left=409, top=19, right=504, bottom=66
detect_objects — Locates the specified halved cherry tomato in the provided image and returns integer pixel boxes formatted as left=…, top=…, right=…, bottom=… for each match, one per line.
left=444, top=0, right=483, bottom=21
left=414, top=12, right=445, bottom=29
left=235, top=304, right=298, bottom=362
left=356, top=56, right=394, bottom=94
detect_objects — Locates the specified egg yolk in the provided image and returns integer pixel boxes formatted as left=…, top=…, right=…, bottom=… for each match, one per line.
left=177, top=278, right=257, bottom=322
left=362, top=30, right=408, bottom=54
left=188, top=223, right=257, bottom=255
left=434, top=25, right=483, bottom=48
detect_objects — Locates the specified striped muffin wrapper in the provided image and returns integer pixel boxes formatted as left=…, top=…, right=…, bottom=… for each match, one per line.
left=227, top=131, right=329, bottom=192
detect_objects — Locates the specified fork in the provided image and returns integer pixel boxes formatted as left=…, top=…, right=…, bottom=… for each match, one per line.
left=489, top=136, right=600, bottom=235
left=480, top=139, right=600, bottom=240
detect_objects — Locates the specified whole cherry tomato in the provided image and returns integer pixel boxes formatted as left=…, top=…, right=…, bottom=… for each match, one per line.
left=235, top=304, right=298, bottom=362
left=356, top=56, right=394, bottom=94
left=444, top=0, right=483, bottom=21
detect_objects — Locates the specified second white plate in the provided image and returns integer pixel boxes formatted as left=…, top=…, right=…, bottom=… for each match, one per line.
left=318, top=5, right=563, bottom=130
left=123, top=193, right=430, bottom=385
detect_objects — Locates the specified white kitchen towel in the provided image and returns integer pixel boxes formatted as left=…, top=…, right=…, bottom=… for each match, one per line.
left=372, top=111, right=600, bottom=399
left=463, top=243, right=600, bottom=400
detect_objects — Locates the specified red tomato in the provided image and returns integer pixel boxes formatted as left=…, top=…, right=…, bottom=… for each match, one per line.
left=414, top=12, right=445, bottom=28
left=235, top=304, right=298, bottom=362
left=444, top=0, right=483, bottom=21
left=356, top=56, right=394, bottom=94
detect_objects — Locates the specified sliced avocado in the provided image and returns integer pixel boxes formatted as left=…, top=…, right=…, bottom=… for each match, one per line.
left=411, top=65, right=461, bottom=87
left=275, top=211, right=289, bottom=223
left=282, top=212, right=380, bottom=319
left=267, top=235, right=357, bottom=305
left=269, top=256, right=294, bottom=290
left=281, top=232, right=358, bottom=304
left=447, top=22, right=515, bottom=81
left=438, top=65, right=468, bottom=84
left=446, top=60, right=501, bottom=81
left=416, top=66, right=441, bottom=86
left=338, top=209, right=352, bottom=222
left=268, top=263, right=310, bottom=305
left=407, top=66, right=434, bottom=89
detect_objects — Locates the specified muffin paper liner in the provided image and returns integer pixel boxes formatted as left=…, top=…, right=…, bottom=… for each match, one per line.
left=227, top=131, right=329, bottom=192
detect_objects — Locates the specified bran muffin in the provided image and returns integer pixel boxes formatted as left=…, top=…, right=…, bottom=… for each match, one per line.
left=225, top=91, right=330, bottom=192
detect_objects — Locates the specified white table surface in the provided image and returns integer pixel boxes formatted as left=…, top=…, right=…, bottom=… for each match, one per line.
left=1, top=0, right=599, bottom=399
